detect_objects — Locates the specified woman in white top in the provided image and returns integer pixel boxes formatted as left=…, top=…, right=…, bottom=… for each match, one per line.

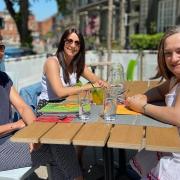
left=126, top=26, right=180, bottom=180
left=38, top=28, right=109, bottom=178
left=39, top=28, right=108, bottom=102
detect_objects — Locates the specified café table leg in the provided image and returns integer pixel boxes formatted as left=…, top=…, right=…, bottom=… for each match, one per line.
left=103, top=147, right=113, bottom=180
left=117, top=149, right=126, bottom=177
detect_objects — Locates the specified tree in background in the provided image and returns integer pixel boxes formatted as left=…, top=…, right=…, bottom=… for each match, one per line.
left=4, top=0, right=68, bottom=48
left=56, top=0, right=70, bottom=16
left=4, top=0, right=32, bottom=48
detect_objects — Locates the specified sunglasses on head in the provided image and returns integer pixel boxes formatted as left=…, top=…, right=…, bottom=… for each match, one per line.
left=64, top=38, right=80, bottom=47
left=0, top=44, right=5, bottom=51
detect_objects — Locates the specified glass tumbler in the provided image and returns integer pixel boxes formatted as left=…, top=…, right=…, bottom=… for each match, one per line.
left=103, top=88, right=117, bottom=122
left=79, top=91, right=91, bottom=122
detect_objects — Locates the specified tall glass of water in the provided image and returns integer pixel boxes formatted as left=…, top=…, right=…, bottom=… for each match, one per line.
left=103, top=88, right=117, bottom=122
left=79, top=90, right=91, bottom=122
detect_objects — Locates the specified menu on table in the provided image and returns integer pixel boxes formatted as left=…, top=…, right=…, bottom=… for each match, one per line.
left=116, top=104, right=141, bottom=115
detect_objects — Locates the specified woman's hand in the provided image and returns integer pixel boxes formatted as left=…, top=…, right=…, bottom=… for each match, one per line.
left=125, top=94, right=148, bottom=113
left=13, top=119, right=26, bottom=130
left=97, top=80, right=110, bottom=88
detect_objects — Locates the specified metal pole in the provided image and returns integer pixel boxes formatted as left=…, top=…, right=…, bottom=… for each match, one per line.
left=119, top=0, right=126, bottom=48
left=125, top=0, right=130, bottom=49
left=107, top=0, right=113, bottom=80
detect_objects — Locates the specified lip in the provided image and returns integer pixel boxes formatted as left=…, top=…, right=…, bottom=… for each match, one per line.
left=66, top=47, right=78, bottom=54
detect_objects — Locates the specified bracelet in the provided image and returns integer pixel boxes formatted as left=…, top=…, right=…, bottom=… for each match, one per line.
left=142, top=103, right=148, bottom=114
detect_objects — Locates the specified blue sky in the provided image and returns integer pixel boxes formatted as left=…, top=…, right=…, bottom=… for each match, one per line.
left=0, top=0, right=58, bottom=21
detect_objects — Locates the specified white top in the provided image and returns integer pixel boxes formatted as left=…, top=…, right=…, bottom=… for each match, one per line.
left=147, top=78, right=180, bottom=180
left=130, top=77, right=180, bottom=180
left=39, top=57, right=77, bottom=101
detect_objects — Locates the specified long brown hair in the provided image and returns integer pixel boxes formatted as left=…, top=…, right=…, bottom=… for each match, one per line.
left=56, top=28, right=85, bottom=84
left=153, top=26, right=180, bottom=80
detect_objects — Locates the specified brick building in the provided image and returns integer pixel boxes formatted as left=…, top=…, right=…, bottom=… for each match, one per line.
left=0, top=10, right=55, bottom=47
left=38, top=16, right=56, bottom=36
left=0, top=10, right=20, bottom=45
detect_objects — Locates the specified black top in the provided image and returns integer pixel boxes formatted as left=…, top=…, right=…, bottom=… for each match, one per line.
left=0, top=71, right=13, bottom=145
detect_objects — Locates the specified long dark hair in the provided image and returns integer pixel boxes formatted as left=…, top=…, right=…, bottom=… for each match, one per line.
left=153, top=26, right=180, bottom=80
left=56, top=28, right=85, bottom=84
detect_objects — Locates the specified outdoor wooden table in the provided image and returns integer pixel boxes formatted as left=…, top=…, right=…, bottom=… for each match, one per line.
left=40, top=122, right=83, bottom=144
left=73, top=122, right=112, bottom=180
left=125, top=81, right=148, bottom=96
left=11, top=122, right=83, bottom=145
left=107, top=124, right=145, bottom=150
left=125, top=81, right=160, bottom=96
left=73, top=122, right=112, bottom=147
left=10, top=81, right=180, bottom=180
left=11, top=122, right=56, bottom=143
left=146, top=126, right=180, bottom=152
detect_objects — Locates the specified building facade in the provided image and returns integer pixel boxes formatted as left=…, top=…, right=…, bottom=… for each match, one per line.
left=0, top=10, right=39, bottom=46
left=157, top=0, right=180, bottom=32
left=75, top=0, right=180, bottom=48
left=76, top=0, right=140, bottom=49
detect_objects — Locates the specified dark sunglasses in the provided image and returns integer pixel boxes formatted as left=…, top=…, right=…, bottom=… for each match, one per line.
left=0, top=44, right=5, bottom=51
left=64, top=38, right=80, bottom=47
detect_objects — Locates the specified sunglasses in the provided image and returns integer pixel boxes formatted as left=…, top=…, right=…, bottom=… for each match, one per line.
left=0, top=44, right=5, bottom=51
left=64, top=38, right=80, bottom=47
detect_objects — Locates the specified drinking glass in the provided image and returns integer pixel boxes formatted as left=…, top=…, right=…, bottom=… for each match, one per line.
left=103, top=88, right=117, bottom=122
left=108, top=63, right=125, bottom=102
left=79, top=91, right=91, bottom=122
left=108, top=63, right=125, bottom=87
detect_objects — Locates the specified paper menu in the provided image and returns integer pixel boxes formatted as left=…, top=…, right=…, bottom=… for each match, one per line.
left=116, top=104, right=141, bottom=115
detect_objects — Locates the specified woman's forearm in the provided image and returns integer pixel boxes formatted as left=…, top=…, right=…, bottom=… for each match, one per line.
left=143, top=104, right=180, bottom=127
left=18, top=106, right=36, bottom=125
left=55, top=84, right=93, bottom=97
left=0, top=120, right=25, bottom=136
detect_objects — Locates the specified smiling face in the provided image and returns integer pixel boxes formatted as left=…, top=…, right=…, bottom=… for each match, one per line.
left=164, top=33, right=180, bottom=78
left=63, top=32, right=80, bottom=62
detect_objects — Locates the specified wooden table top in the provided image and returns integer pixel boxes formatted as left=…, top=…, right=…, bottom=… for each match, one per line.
left=107, top=124, right=145, bottom=150
left=73, top=122, right=112, bottom=147
left=11, top=121, right=180, bottom=153
left=40, top=122, right=83, bottom=144
left=125, top=81, right=160, bottom=96
left=11, top=81, right=179, bottom=152
left=10, top=122, right=56, bottom=143
left=146, top=126, right=180, bottom=152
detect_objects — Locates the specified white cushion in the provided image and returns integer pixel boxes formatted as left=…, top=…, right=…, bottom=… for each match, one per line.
left=0, top=167, right=34, bottom=180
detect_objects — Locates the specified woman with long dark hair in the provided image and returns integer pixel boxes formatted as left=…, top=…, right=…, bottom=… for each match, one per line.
left=38, top=28, right=108, bottom=175
left=38, top=28, right=108, bottom=102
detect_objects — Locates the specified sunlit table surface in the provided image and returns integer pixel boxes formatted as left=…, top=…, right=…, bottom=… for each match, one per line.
left=11, top=81, right=180, bottom=153
left=10, top=81, right=180, bottom=180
